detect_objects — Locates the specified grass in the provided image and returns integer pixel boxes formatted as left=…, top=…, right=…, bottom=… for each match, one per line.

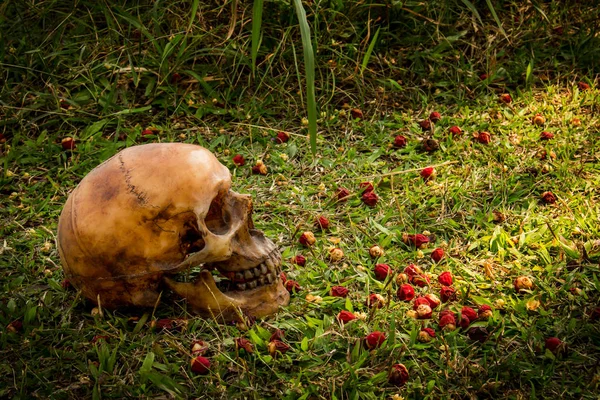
left=1, top=0, right=600, bottom=398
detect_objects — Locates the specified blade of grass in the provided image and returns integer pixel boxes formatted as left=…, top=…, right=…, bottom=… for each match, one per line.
left=458, top=0, right=483, bottom=26
left=292, top=0, right=317, bottom=155
left=187, top=0, right=200, bottom=32
left=251, top=0, right=264, bottom=77
left=361, top=27, right=380, bottom=76
left=485, top=0, right=508, bottom=40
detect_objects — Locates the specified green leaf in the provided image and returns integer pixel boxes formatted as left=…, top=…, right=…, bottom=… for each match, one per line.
left=140, top=351, right=155, bottom=375
left=345, top=297, right=353, bottom=312
left=251, top=0, right=264, bottom=76
left=360, top=27, right=380, bottom=76
left=557, top=235, right=580, bottom=259
left=300, top=336, right=309, bottom=352
left=292, top=0, right=317, bottom=155
left=187, top=0, right=200, bottom=31
left=459, top=0, right=483, bottom=26
left=81, top=120, right=108, bottom=140
left=485, top=0, right=507, bottom=39
left=526, top=59, right=534, bottom=87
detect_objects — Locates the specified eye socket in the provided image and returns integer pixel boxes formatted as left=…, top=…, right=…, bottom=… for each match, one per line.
left=180, top=221, right=205, bottom=254
left=204, top=191, right=231, bottom=235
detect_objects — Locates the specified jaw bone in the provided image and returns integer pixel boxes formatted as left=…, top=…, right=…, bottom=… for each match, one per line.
left=164, top=269, right=290, bottom=321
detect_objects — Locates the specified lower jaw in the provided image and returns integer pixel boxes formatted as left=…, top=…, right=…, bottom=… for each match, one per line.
left=164, top=269, right=290, bottom=321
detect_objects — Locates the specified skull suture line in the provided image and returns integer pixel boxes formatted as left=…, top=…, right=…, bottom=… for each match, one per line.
left=57, top=143, right=289, bottom=319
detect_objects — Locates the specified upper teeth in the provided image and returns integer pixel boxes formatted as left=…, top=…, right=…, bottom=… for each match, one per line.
left=229, top=253, right=282, bottom=291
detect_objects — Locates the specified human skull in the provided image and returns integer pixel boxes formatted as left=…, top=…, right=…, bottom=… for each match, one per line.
left=57, top=143, right=289, bottom=320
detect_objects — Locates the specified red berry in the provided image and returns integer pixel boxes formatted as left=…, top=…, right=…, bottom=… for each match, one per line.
left=291, top=255, right=306, bottom=266
left=431, top=248, right=444, bottom=262
left=411, top=274, right=430, bottom=287
left=416, top=304, right=433, bottom=319
left=478, top=304, right=493, bottom=319
left=388, top=363, right=409, bottom=386
left=366, top=293, right=385, bottom=308
left=405, top=234, right=430, bottom=248
left=397, top=284, right=415, bottom=301
left=268, top=340, right=290, bottom=357
left=418, top=328, right=435, bottom=343
left=284, top=280, right=301, bottom=293
left=232, top=154, right=245, bottom=166
left=477, top=131, right=491, bottom=144
left=468, top=327, right=489, bottom=342
left=540, top=131, right=554, bottom=140
left=171, top=73, right=182, bottom=84
left=420, top=167, right=435, bottom=181
left=429, top=112, right=441, bottom=123
left=359, top=182, right=374, bottom=193
left=460, top=316, right=471, bottom=330
left=419, top=119, right=431, bottom=130
left=403, top=264, right=423, bottom=277
left=351, top=108, right=364, bottom=119
left=299, top=231, right=316, bottom=246
left=578, top=81, right=590, bottom=91
left=461, top=306, right=478, bottom=322
left=275, top=131, right=290, bottom=144
left=479, top=73, right=488, bottom=80
left=545, top=337, right=562, bottom=352
left=438, top=271, right=453, bottom=286
left=373, top=263, right=393, bottom=281
left=541, top=191, right=556, bottom=204
left=440, top=309, right=457, bottom=320
left=336, top=187, right=351, bottom=201
left=337, top=310, right=357, bottom=324
left=251, top=161, right=267, bottom=175
left=190, top=356, right=210, bottom=374
left=361, top=191, right=379, bottom=207
left=438, top=313, right=456, bottom=330
left=279, top=272, right=287, bottom=283
left=330, top=286, right=349, bottom=298
left=191, top=340, right=209, bottom=355
left=314, top=216, right=330, bottom=230
left=393, top=135, right=407, bottom=148
left=440, top=286, right=457, bottom=303
left=449, top=125, right=462, bottom=137
left=7, top=320, right=23, bottom=333
left=364, top=331, right=386, bottom=350
left=424, top=293, right=441, bottom=309
left=91, top=335, right=108, bottom=345
left=500, top=93, right=512, bottom=104
left=235, top=337, right=254, bottom=353
left=155, top=318, right=186, bottom=331
left=269, top=329, right=285, bottom=342
left=413, top=297, right=431, bottom=310
left=422, top=327, right=436, bottom=338
left=61, top=137, right=76, bottom=150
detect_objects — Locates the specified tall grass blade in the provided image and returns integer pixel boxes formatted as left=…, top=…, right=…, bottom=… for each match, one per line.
left=485, top=0, right=508, bottom=39
left=361, top=27, right=380, bottom=76
left=292, top=0, right=317, bottom=155
left=187, top=0, right=200, bottom=32
left=458, top=0, right=483, bottom=26
left=251, top=0, right=264, bottom=77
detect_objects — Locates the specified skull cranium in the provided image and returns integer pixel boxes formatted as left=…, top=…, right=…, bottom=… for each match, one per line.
left=57, top=143, right=289, bottom=320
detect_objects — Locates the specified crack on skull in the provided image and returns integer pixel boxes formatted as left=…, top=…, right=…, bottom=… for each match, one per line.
left=118, top=153, right=150, bottom=206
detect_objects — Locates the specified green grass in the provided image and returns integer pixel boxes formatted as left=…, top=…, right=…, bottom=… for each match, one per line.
left=1, top=0, right=600, bottom=398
